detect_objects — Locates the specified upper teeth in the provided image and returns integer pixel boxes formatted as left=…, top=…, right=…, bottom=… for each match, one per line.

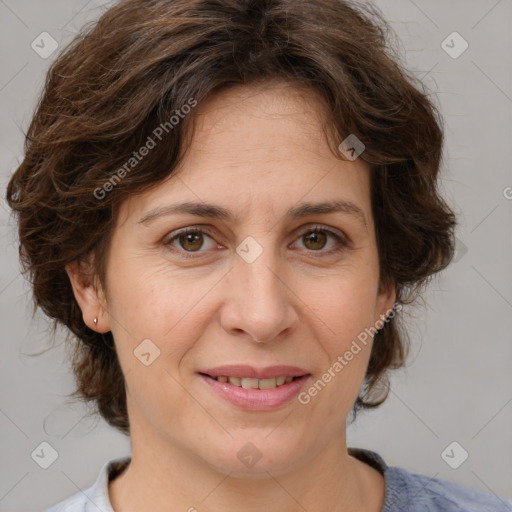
left=215, top=376, right=295, bottom=389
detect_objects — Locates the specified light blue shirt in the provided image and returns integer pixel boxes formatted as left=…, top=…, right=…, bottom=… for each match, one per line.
left=44, top=447, right=512, bottom=511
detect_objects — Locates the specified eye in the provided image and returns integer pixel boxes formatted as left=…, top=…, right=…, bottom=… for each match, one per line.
left=292, top=225, right=348, bottom=255
left=163, top=227, right=218, bottom=256
left=162, top=224, right=349, bottom=259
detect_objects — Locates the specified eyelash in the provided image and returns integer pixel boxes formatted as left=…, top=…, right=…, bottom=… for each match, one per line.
left=162, top=224, right=349, bottom=260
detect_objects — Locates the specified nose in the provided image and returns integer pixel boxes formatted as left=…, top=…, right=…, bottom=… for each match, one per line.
left=219, top=243, right=299, bottom=344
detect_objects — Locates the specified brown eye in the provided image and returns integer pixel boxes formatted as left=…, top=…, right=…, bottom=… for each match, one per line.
left=163, top=225, right=348, bottom=260
left=293, top=226, right=348, bottom=255
left=164, top=228, right=217, bottom=254
left=302, top=230, right=328, bottom=251
left=178, top=231, right=204, bottom=252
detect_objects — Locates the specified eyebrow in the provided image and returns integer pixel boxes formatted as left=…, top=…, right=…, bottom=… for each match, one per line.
left=138, top=199, right=367, bottom=228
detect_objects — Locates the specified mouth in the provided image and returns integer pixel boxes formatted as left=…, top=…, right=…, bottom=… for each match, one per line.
left=199, top=373, right=303, bottom=390
left=197, top=365, right=311, bottom=411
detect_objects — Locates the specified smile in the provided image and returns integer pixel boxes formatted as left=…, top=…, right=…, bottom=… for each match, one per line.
left=203, top=375, right=298, bottom=389
left=198, top=370, right=311, bottom=411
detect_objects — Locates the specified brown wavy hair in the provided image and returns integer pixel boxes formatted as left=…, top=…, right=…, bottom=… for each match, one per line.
left=6, top=0, right=456, bottom=436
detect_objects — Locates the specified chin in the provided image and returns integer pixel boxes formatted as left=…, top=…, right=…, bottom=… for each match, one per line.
left=198, top=430, right=307, bottom=477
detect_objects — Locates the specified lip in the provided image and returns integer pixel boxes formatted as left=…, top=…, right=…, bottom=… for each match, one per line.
left=198, top=368, right=311, bottom=411
left=199, top=365, right=310, bottom=380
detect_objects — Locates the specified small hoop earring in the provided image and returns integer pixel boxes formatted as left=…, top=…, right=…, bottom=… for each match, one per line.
left=93, top=317, right=98, bottom=326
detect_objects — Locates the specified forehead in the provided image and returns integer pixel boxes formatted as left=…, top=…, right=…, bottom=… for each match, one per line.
left=117, top=82, right=372, bottom=228
left=188, top=81, right=332, bottom=160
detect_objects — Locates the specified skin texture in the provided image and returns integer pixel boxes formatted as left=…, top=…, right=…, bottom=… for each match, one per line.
left=67, top=81, right=395, bottom=512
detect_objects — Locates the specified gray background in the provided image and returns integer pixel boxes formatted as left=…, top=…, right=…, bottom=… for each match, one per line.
left=1, top=0, right=511, bottom=510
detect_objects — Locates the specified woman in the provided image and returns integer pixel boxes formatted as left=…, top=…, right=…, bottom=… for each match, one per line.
left=6, top=0, right=512, bottom=511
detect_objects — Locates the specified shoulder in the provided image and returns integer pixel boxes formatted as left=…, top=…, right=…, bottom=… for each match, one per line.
left=348, top=448, right=512, bottom=512
left=385, top=465, right=512, bottom=512
left=43, top=457, right=130, bottom=512
left=44, top=492, right=89, bottom=512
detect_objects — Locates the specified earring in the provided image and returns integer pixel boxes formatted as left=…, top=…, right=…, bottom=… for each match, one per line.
left=93, top=317, right=98, bottom=326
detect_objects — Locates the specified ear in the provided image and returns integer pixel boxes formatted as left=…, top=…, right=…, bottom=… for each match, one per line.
left=65, top=255, right=111, bottom=333
left=374, top=278, right=397, bottom=327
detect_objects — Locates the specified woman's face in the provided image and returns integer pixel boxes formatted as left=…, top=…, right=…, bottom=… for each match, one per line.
left=70, top=81, right=395, bottom=476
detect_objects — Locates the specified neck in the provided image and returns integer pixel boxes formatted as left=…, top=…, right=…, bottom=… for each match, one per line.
left=109, top=420, right=385, bottom=512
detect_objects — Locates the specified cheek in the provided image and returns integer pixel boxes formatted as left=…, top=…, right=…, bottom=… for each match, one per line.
left=305, top=269, right=380, bottom=345
left=300, top=291, right=376, bottom=415
left=299, top=271, right=379, bottom=407
left=107, top=262, right=217, bottom=373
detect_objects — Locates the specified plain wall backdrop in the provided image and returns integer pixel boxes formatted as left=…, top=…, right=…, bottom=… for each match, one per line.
left=1, top=0, right=511, bottom=510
